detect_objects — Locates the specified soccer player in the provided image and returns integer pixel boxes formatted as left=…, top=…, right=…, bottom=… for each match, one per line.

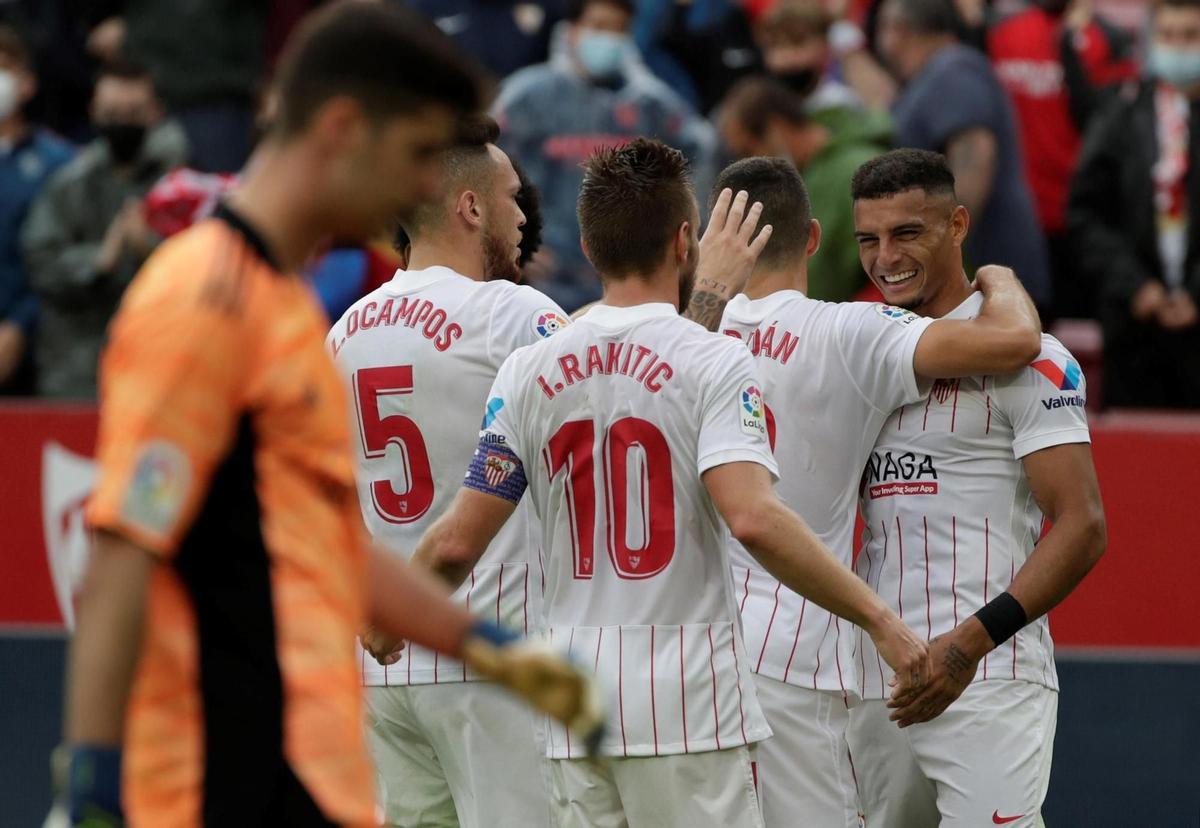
left=411, top=139, right=931, bottom=827
left=57, top=6, right=598, bottom=827
left=846, top=149, right=1107, bottom=827
left=329, top=114, right=567, bottom=827
left=707, top=157, right=1044, bottom=827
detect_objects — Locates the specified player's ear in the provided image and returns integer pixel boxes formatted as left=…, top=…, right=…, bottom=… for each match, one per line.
left=457, top=189, right=484, bottom=230
left=675, top=221, right=691, bottom=264
left=950, top=204, right=969, bottom=247
left=806, top=218, right=821, bottom=257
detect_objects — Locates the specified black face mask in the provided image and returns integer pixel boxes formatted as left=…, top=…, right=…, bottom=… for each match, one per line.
left=773, top=67, right=820, bottom=97
left=1035, top=0, right=1070, bottom=14
left=99, top=122, right=147, bottom=164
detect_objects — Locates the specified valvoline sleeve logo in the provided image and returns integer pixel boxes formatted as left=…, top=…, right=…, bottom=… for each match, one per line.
left=1031, top=358, right=1082, bottom=391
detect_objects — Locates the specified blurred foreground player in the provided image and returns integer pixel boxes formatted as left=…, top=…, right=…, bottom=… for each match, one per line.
left=57, top=5, right=601, bottom=828
left=710, top=157, right=1043, bottom=827
left=331, top=115, right=567, bottom=827
left=412, top=140, right=931, bottom=827
left=847, top=150, right=1107, bottom=827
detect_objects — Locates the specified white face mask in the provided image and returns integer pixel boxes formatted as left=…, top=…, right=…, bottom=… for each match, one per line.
left=0, top=70, right=18, bottom=121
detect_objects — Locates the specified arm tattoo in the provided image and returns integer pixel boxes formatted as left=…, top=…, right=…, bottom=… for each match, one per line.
left=943, top=643, right=973, bottom=682
left=683, top=278, right=734, bottom=331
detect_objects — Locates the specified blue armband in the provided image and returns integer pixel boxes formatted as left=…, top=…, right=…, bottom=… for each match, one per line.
left=463, top=439, right=528, bottom=504
left=470, top=619, right=522, bottom=648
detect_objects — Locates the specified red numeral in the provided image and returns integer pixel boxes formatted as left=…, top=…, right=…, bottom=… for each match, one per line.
left=354, top=365, right=434, bottom=524
left=547, top=417, right=676, bottom=579
left=765, top=403, right=776, bottom=452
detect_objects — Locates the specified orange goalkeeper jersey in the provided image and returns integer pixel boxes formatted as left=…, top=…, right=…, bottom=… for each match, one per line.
left=87, top=205, right=376, bottom=827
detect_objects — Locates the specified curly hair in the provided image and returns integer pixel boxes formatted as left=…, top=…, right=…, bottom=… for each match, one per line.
left=850, top=148, right=957, bottom=202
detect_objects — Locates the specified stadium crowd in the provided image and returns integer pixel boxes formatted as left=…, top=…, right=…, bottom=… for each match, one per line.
left=0, top=0, right=1196, bottom=407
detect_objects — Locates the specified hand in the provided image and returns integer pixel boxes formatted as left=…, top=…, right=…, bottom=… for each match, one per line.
left=887, top=617, right=991, bottom=728
left=1157, top=290, right=1198, bottom=330
left=1064, top=0, right=1094, bottom=31
left=463, top=623, right=607, bottom=757
left=695, top=188, right=773, bottom=300
left=360, top=626, right=404, bottom=667
left=95, top=210, right=130, bottom=274
left=972, top=264, right=1018, bottom=293
left=86, top=17, right=126, bottom=62
left=0, top=320, right=26, bottom=385
left=119, top=201, right=155, bottom=258
left=1131, top=281, right=1168, bottom=321
left=867, top=611, right=932, bottom=700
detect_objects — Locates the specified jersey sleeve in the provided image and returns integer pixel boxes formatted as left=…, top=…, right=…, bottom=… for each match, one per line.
left=996, top=335, right=1092, bottom=459
left=834, top=302, right=936, bottom=414
left=486, top=284, right=570, bottom=364
left=86, top=253, right=247, bottom=556
left=462, top=352, right=530, bottom=504
left=696, top=338, right=780, bottom=479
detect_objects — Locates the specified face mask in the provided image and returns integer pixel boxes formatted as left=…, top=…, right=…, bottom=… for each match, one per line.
left=99, top=122, right=147, bottom=164
left=773, top=67, right=820, bottom=97
left=576, top=30, right=630, bottom=80
left=1150, top=44, right=1200, bottom=89
left=1034, top=0, right=1070, bottom=15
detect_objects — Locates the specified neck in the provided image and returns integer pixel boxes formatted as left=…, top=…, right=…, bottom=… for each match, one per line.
left=791, top=124, right=831, bottom=170
left=903, top=35, right=954, bottom=81
left=745, top=262, right=807, bottom=300
left=601, top=265, right=679, bottom=309
left=406, top=234, right=484, bottom=281
left=921, top=268, right=974, bottom=318
left=0, top=114, right=26, bottom=143
left=223, top=142, right=329, bottom=273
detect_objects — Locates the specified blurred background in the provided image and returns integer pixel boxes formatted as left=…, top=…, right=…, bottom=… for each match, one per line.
left=0, top=0, right=1195, bottom=825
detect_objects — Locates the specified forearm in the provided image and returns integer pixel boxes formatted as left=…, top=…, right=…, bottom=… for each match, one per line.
left=1006, top=511, right=1106, bottom=624
left=840, top=51, right=898, bottom=111
left=367, top=547, right=474, bottom=658
left=682, top=276, right=739, bottom=331
left=64, top=534, right=153, bottom=746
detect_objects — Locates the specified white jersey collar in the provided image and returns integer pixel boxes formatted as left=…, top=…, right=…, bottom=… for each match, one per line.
left=384, top=266, right=469, bottom=294
left=724, top=289, right=807, bottom=321
left=581, top=302, right=679, bottom=327
left=943, top=290, right=984, bottom=321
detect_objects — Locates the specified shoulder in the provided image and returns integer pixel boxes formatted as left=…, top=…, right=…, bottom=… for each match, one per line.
left=484, top=281, right=570, bottom=340
left=42, top=142, right=103, bottom=192
left=1001, top=334, right=1085, bottom=393
left=32, top=130, right=75, bottom=167
left=496, top=63, right=562, bottom=104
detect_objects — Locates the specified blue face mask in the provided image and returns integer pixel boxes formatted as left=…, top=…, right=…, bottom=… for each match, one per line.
left=576, top=30, right=630, bottom=80
left=1149, top=44, right=1200, bottom=88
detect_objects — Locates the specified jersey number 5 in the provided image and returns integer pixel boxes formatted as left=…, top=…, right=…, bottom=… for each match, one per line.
left=545, top=417, right=676, bottom=580
left=354, top=365, right=434, bottom=524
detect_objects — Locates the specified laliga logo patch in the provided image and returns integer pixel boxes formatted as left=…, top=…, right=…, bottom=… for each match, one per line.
left=875, top=304, right=919, bottom=326
left=534, top=310, right=568, bottom=338
left=739, top=381, right=767, bottom=437
left=121, top=440, right=191, bottom=538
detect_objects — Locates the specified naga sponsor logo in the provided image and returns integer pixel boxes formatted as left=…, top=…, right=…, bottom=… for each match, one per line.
left=864, top=450, right=938, bottom=499
left=1041, top=394, right=1085, bottom=411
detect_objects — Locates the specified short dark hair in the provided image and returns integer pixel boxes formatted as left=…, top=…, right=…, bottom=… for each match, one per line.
left=96, top=58, right=155, bottom=91
left=885, top=0, right=961, bottom=34
left=711, top=158, right=812, bottom=267
left=756, top=0, right=833, bottom=47
left=578, top=139, right=695, bottom=279
left=851, top=148, right=957, bottom=201
left=720, top=76, right=809, bottom=140
left=274, top=1, right=487, bottom=137
left=566, top=0, right=636, bottom=21
left=514, top=160, right=543, bottom=267
left=0, top=26, right=31, bottom=71
left=1158, top=0, right=1200, bottom=11
left=404, top=113, right=502, bottom=238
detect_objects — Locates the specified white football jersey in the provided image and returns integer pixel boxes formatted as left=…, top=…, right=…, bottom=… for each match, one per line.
left=719, top=291, right=935, bottom=696
left=327, top=266, right=568, bottom=686
left=855, top=292, right=1090, bottom=698
left=477, top=302, right=778, bottom=758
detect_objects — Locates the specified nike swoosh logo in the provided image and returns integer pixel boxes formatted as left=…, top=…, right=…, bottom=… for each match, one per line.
left=992, top=812, right=1025, bottom=825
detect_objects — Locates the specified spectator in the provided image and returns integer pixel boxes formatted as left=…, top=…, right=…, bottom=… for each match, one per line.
left=1068, top=0, right=1200, bottom=408
left=989, top=0, right=1137, bottom=319
left=492, top=0, right=718, bottom=311
left=0, top=26, right=73, bottom=396
left=718, top=76, right=886, bottom=300
left=876, top=0, right=1051, bottom=307
left=406, top=0, right=568, bottom=80
left=21, top=59, right=187, bottom=400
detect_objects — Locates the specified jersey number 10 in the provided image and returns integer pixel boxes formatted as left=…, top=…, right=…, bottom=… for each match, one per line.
left=545, top=417, right=676, bottom=581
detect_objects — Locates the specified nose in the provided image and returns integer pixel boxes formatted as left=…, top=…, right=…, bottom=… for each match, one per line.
left=516, top=205, right=526, bottom=229
left=877, top=237, right=904, bottom=269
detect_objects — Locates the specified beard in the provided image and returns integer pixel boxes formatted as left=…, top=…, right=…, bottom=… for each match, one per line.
left=677, top=235, right=698, bottom=310
left=482, top=224, right=521, bottom=283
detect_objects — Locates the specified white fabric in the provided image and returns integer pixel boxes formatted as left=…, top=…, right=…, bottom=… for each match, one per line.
left=549, top=745, right=764, bottom=828
left=719, top=292, right=934, bottom=695
left=855, top=293, right=1090, bottom=699
left=753, top=676, right=862, bottom=828
left=846, top=680, right=1057, bottom=827
left=365, top=683, right=552, bottom=828
left=481, top=302, right=777, bottom=758
left=327, top=266, right=567, bottom=685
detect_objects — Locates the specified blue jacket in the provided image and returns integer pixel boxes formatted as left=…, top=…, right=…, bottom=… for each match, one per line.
left=493, top=24, right=717, bottom=310
left=0, top=129, right=73, bottom=334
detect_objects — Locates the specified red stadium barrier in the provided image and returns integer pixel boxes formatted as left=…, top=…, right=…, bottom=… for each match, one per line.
left=1, top=402, right=1197, bottom=648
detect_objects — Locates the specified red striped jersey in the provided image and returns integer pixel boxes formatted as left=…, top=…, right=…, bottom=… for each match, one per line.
left=855, top=292, right=1090, bottom=698
left=479, top=303, right=778, bottom=758
left=719, top=291, right=935, bottom=696
left=327, top=266, right=567, bottom=686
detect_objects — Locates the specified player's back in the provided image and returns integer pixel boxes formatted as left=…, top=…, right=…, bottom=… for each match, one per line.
left=328, top=265, right=567, bottom=684
left=481, top=302, right=778, bottom=757
left=720, top=290, right=934, bottom=692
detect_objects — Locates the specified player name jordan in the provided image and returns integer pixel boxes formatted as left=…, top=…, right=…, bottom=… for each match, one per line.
left=537, top=341, right=675, bottom=398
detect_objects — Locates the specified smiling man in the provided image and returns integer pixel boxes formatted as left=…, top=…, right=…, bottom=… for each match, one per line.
left=847, top=149, right=1107, bottom=827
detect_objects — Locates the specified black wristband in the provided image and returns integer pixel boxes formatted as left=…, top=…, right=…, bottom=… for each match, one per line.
left=972, top=592, right=1027, bottom=647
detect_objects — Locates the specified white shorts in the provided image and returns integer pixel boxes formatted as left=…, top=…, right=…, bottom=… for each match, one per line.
left=550, top=746, right=764, bottom=828
left=753, top=676, right=862, bottom=828
left=365, top=682, right=552, bottom=828
left=846, top=680, right=1057, bottom=828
